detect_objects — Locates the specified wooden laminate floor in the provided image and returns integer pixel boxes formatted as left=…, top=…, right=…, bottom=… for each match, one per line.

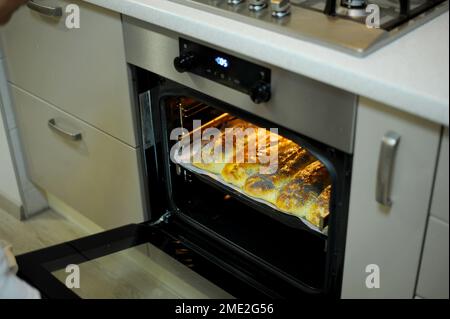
left=0, top=208, right=88, bottom=255
left=0, top=208, right=232, bottom=299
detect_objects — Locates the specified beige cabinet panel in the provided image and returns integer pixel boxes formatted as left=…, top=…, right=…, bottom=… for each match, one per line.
left=416, top=217, right=449, bottom=299
left=431, top=128, right=449, bottom=223
left=415, top=128, right=449, bottom=299
left=12, top=85, right=144, bottom=230
left=2, top=0, right=136, bottom=146
left=341, top=98, right=441, bottom=299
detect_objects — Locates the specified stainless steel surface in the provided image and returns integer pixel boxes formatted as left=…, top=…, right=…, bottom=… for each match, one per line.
left=138, top=91, right=156, bottom=149
left=376, top=131, right=401, bottom=207
left=172, top=0, right=387, bottom=54
left=48, top=119, right=82, bottom=141
left=123, top=17, right=358, bottom=153
left=170, top=0, right=448, bottom=56
left=27, top=1, right=63, bottom=17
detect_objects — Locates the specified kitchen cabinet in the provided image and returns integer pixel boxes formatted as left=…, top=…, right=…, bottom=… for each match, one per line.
left=12, top=85, right=144, bottom=230
left=429, top=128, right=449, bottom=224
left=416, top=217, right=449, bottom=299
left=1, top=1, right=145, bottom=229
left=1, top=0, right=136, bottom=146
left=341, top=98, right=441, bottom=299
left=416, top=128, right=449, bottom=299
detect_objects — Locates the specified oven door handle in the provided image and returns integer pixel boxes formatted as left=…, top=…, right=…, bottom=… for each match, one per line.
left=376, top=131, right=401, bottom=207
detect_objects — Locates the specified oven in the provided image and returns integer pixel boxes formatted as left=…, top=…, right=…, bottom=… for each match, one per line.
left=15, top=18, right=358, bottom=299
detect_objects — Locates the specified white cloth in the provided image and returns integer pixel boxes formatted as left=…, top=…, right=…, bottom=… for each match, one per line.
left=0, top=244, right=41, bottom=299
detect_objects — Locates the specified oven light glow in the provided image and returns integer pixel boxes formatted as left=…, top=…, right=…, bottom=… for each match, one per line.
left=215, top=56, right=229, bottom=68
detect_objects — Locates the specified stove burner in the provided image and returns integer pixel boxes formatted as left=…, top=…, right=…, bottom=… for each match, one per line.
left=185, top=0, right=449, bottom=55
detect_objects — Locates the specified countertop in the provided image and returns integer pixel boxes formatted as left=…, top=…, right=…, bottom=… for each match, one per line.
left=85, top=0, right=449, bottom=126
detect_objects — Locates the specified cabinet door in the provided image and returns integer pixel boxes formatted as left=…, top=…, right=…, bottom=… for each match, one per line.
left=341, top=98, right=441, bottom=298
left=429, top=128, right=449, bottom=224
left=416, top=217, right=449, bottom=299
left=12, top=84, right=144, bottom=230
left=1, top=0, right=136, bottom=146
left=416, top=128, right=449, bottom=299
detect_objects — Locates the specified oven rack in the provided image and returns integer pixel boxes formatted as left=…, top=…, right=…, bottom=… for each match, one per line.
left=177, top=164, right=329, bottom=239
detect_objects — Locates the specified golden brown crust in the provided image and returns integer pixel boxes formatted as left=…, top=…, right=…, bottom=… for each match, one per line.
left=293, top=161, right=331, bottom=189
left=275, top=182, right=321, bottom=217
left=307, top=185, right=332, bottom=227
left=221, top=132, right=282, bottom=187
left=243, top=148, right=316, bottom=203
left=275, top=161, right=330, bottom=219
left=192, top=119, right=258, bottom=174
left=221, top=163, right=262, bottom=187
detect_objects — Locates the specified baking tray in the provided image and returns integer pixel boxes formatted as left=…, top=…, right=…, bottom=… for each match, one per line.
left=172, top=147, right=329, bottom=237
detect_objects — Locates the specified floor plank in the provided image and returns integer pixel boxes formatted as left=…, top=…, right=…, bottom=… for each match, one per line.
left=0, top=208, right=88, bottom=255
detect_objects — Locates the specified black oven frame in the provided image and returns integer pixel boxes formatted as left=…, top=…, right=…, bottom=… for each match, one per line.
left=144, top=74, right=353, bottom=298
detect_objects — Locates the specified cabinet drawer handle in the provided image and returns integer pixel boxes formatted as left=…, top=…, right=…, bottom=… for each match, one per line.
left=27, top=1, right=63, bottom=17
left=376, top=131, right=401, bottom=207
left=48, top=119, right=82, bottom=141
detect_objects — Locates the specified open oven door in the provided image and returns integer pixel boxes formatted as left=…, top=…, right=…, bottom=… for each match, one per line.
left=15, top=218, right=276, bottom=299
left=16, top=207, right=321, bottom=299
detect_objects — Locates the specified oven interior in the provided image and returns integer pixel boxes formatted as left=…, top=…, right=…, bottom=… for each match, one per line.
left=136, top=69, right=352, bottom=296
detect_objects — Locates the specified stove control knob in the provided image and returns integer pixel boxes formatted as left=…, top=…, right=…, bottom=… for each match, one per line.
left=341, top=0, right=368, bottom=9
left=271, top=0, right=291, bottom=18
left=228, top=0, right=245, bottom=5
left=174, top=52, right=196, bottom=73
left=249, top=0, right=268, bottom=11
left=250, top=81, right=271, bottom=104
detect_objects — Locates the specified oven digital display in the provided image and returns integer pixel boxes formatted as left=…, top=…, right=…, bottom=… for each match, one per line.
left=178, top=38, right=271, bottom=98
left=214, top=56, right=229, bottom=68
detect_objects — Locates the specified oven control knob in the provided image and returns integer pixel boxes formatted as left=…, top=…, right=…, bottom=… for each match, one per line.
left=228, top=0, right=245, bottom=5
left=174, top=52, right=197, bottom=73
left=250, top=81, right=271, bottom=104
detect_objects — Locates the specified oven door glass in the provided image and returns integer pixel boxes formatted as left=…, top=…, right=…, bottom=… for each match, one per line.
left=15, top=223, right=247, bottom=299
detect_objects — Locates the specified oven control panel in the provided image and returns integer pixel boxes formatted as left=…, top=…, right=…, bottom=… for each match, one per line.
left=174, top=38, right=272, bottom=104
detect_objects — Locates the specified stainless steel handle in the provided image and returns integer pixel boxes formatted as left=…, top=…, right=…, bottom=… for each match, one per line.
left=27, top=1, right=63, bottom=17
left=376, top=131, right=401, bottom=207
left=48, top=119, right=82, bottom=141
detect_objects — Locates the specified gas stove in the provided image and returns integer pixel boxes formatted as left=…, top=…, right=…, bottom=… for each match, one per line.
left=171, top=0, right=448, bottom=55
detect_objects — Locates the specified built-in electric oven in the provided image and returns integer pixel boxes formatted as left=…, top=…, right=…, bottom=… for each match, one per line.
left=15, top=18, right=358, bottom=299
